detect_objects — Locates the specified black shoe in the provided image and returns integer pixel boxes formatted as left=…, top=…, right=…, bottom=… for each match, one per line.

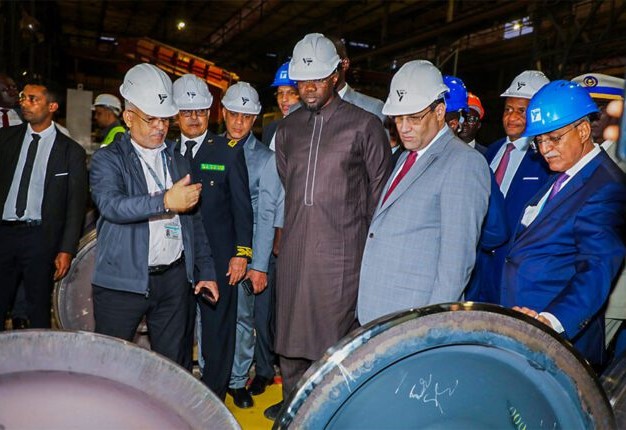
left=248, top=375, right=273, bottom=396
left=12, top=317, right=29, bottom=330
left=264, top=401, right=283, bottom=421
left=228, top=388, right=253, bottom=409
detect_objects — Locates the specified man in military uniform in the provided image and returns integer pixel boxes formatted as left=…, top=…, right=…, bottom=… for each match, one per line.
left=173, top=74, right=253, bottom=400
left=221, top=82, right=282, bottom=409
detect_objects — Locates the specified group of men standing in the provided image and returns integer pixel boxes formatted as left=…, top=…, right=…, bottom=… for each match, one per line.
left=1, top=30, right=626, bottom=423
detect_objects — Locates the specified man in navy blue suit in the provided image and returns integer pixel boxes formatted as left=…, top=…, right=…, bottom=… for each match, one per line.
left=500, top=80, right=626, bottom=368
left=468, top=71, right=552, bottom=302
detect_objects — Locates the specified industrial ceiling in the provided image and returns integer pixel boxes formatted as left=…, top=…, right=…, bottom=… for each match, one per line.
left=1, top=0, right=625, bottom=134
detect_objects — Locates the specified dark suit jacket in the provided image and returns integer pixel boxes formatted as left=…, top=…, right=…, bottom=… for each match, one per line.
left=0, top=123, right=88, bottom=256
left=472, top=138, right=552, bottom=303
left=183, top=132, right=253, bottom=286
left=262, top=120, right=280, bottom=147
left=501, top=150, right=626, bottom=366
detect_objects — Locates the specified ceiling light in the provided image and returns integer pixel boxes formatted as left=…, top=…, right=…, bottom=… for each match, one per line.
left=177, top=21, right=186, bottom=31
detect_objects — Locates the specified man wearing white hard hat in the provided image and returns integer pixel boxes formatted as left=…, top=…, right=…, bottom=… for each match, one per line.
left=573, top=72, right=626, bottom=353
left=221, top=81, right=284, bottom=408
left=172, top=74, right=253, bottom=401
left=473, top=71, right=552, bottom=303
left=573, top=73, right=626, bottom=172
left=267, top=33, right=390, bottom=419
left=90, top=63, right=219, bottom=369
left=357, top=60, right=490, bottom=324
left=92, top=93, right=125, bottom=147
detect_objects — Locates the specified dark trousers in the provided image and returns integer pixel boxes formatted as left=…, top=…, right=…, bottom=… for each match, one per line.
left=92, top=262, right=192, bottom=367
left=253, top=253, right=277, bottom=379
left=279, top=355, right=313, bottom=401
left=199, top=274, right=238, bottom=400
left=0, top=225, right=54, bottom=329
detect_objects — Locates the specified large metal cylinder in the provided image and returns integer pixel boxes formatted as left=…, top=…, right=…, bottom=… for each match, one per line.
left=0, top=330, right=240, bottom=429
left=602, top=351, right=626, bottom=428
left=53, top=230, right=149, bottom=347
left=276, top=303, right=614, bottom=429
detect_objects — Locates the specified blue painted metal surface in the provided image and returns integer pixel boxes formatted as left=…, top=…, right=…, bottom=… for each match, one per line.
left=277, top=303, right=614, bottom=429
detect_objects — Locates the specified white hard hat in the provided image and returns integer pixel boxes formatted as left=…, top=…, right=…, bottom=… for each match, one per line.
left=221, top=82, right=262, bottom=115
left=382, top=60, right=449, bottom=116
left=173, top=74, right=214, bottom=110
left=119, top=63, right=178, bottom=117
left=92, top=94, right=122, bottom=115
left=500, top=70, right=549, bottom=99
left=288, top=33, right=341, bottom=81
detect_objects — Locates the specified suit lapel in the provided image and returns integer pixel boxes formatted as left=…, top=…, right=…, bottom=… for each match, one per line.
left=514, top=154, right=601, bottom=241
left=44, top=130, right=66, bottom=192
left=374, top=129, right=451, bottom=217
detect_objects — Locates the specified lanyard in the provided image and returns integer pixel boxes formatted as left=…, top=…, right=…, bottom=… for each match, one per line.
left=137, top=150, right=168, bottom=192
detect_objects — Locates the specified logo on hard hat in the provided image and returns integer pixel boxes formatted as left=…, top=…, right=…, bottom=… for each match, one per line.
left=530, top=108, right=542, bottom=123
left=583, top=76, right=598, bottom=87
left=517, top=82, right=526, bottom=91
left=303, top=58, right=313, bottom=66
left=186, top=91, right=197, bottom=100
left=396, top=89, right=407, bottom=102
left=158, top=94, right=168, bottom=104
left=242, top=97, right=249, bottom=106
left=280, top=71, right=288, bottom=79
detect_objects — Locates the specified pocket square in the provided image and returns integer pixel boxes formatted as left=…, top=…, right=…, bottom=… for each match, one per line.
left=522, top=176, right=538, bottom=180
left=54, top=172, right=69, bottom=177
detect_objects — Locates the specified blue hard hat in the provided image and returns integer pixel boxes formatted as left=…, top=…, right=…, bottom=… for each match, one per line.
left=523, top=80, right=599, bottom=137
left=272, top=62, right=296, bottom=87
left=443, top=75, right=468, bottom=112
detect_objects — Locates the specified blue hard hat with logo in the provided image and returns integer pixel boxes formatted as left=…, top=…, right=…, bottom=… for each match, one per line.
left=523, top=80, right=599, bottom=137
left=443, top=75, right=468, bottom=112
left=272, top=62, right=296, bottom=87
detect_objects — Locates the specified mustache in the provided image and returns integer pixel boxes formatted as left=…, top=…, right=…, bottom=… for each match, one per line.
left=542, top=150, right=559, bottom=158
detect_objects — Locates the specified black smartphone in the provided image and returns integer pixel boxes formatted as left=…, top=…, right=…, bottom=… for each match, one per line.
left=201, top=290, right=216, bottom=304
left=240, top=278, right=253, bottom=296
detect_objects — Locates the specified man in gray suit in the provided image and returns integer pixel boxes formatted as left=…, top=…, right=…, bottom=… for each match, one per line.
left=357, top=60, right=491, bottom=325
left=329, top=36, right=385, bottom=122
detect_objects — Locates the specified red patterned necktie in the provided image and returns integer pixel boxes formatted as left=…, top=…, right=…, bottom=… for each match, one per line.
left=0, top=108, right=9, bottom=128
left=382, top=150, right=418, bottom=204
left=494, top=143, right=515, bottom=187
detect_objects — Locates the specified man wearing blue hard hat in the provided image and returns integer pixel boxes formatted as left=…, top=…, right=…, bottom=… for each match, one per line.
left=443, top=75, right=468, bottom=136
left=262, top=62, right=300, bottom=149
left=499, top=80, right=626, bottom=369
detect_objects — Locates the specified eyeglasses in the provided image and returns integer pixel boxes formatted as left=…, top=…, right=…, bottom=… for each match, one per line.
left=275, top=89, right=299, bottom=98
left=465, top=116, right=480, bottom=125
left=18, top=92, right=43, bottom=104
left=532, top=122, right=580, bottom=149
left=1, top=84, right=17, bottom=93
left=179, top=109, right=209, bottom=118
left=392, top=106, right=434, bottom=127
left=128, top=110, right=171, bottom=127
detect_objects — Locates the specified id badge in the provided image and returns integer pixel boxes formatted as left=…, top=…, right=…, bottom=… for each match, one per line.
left=165, top=223, right=181, bottom=240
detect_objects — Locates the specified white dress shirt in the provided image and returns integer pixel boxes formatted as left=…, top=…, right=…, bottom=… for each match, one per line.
left=3, top=123, right=56, bottom=221
left=490, top=137, right=532, bottom=197
left=131, top=140, right=183, bottom=266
